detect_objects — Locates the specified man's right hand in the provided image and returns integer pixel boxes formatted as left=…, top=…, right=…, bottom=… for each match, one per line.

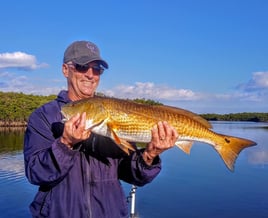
left=60, top=112, right=91, bottom=148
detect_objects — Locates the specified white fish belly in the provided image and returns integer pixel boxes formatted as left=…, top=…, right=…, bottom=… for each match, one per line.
left=116, top=130, right=152, bottom=143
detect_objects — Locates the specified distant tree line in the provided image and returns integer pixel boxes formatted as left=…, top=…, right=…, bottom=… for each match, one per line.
left=200, top=113, right=268, bottom=122
left=132, top=98, right=162, bottom=105
left=0, top=91, right=267, bottom=127
left=0, top=91, right=56, bottom=126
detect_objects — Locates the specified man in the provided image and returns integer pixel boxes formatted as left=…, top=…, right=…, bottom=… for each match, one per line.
left=24, top=40, right=178, bottom=218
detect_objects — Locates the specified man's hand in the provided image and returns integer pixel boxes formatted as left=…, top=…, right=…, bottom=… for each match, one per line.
left=143, top=121, right=178, bottom=165
left=60, top=112, right=91, bottom=148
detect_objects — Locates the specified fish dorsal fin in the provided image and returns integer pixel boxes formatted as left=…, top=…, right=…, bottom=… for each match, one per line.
left=154, top=105, right=212, bottom=129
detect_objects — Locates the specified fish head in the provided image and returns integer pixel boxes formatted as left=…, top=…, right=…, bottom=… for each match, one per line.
left=61, top=98, right=108, bottom=130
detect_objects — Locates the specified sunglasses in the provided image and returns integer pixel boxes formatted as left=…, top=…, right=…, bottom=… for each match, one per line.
left=67, top=63, right=104, bottom=75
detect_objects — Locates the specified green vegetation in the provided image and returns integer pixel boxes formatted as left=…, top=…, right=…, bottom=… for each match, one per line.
left=200, top=113, right=268, bottom=122
left=0, top=91, right=56, bottom=126
left=132, top=98, right=163, bottom=105
left=0, top=91, right=267, bottom=127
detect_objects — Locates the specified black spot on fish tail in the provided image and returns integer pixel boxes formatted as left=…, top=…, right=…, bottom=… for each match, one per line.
left=225, top=138, right=231, bottom=143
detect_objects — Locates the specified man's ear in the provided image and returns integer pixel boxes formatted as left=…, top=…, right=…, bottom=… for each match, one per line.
left=62, top=64, right=69, bottom=78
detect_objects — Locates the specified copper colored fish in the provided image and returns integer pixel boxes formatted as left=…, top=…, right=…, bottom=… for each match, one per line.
left=61, top=96, right=257, bottom=171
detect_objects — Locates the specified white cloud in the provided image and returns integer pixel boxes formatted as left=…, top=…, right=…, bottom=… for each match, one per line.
left=99, top=79, right=268, bottom=113
left=0, top=51, right=48, bottom=70
left=250, top=72, right=268, bottom=89
left=102, top=80, right=268, bottom=104
left=237, top=71, right=268, bottom=91
left=103, top=82, right=204, bottom=101
left=0, top=72, right=63, bottom=95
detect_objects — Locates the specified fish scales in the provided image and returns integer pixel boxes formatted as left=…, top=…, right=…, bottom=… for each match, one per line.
left=61, top=96, right=257, bottom=171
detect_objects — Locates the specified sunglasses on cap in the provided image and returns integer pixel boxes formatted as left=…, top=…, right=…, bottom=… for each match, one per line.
left=67, top=63, right=104, bottom=75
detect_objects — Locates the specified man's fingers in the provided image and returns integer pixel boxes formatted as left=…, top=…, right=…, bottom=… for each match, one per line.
left=76, top=112, right=86, bottom=130
left=157, top=121, right=166, bottom=140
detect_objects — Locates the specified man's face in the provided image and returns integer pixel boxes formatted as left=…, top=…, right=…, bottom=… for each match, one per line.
left=62, top=61, right=103, bottom=101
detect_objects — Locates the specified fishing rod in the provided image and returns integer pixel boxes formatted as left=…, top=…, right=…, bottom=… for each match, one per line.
left=128, top=185, right=138, bottom=218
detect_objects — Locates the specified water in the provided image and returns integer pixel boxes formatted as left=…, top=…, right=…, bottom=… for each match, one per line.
left=0, top=122, right=267, bottom=218
left=0, top=129, right=37, bottom=218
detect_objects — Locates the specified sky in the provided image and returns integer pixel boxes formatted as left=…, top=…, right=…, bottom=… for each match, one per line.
left=0, top=0, right=268, bottom=114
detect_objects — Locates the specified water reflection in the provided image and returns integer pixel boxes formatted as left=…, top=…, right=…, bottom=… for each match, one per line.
left=0, top=153, right=25, bottom=178
left=0, top=127, right=25, bottom=179
left=0, top=127, right=36, bottom=218
left=0, top=127, right=25, bottom=153
left=248, top=150, right=268, bottom=165
left=0, top=122, right=267, bottom=218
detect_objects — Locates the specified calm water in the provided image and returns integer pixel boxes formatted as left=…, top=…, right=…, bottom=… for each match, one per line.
left=0, top=122, right=267, bottom=218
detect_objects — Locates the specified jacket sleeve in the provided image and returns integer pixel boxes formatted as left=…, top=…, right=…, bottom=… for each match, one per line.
left=23, top=107, right=77, bottom=187
left=85, top=134, right=162, bottom=186
left=118, top=149, right=162, bottom=186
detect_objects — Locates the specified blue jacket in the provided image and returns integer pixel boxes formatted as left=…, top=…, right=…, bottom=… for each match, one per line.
left=24, top=90, right=161, bottom=218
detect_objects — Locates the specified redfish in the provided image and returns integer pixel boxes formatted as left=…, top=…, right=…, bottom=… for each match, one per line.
left=61, top=96, right=256, bottom=171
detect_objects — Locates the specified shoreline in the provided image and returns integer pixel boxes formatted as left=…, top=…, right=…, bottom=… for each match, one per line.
left=0, top=121, right=27, bottom=128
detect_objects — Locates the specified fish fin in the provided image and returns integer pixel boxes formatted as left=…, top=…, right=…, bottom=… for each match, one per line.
left=214, top=134, right=257, bottom=171
left=118, top=138, right=136, bottom=154
left=107, top=123, right=136, bottom=155
left=175, top=141, right=193, bottom=154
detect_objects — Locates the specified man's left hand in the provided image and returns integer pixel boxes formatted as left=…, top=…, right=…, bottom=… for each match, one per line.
left=142, top=121, right=178, bottom=165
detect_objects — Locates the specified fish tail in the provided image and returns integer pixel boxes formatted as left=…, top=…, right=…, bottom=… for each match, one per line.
left=214, top=134, right=257, bottom=171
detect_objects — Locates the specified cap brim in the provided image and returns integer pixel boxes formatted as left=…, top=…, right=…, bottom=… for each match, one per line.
left=73, top=57, right=108, bottom=69
left=97, top=59, right=109, bottom=69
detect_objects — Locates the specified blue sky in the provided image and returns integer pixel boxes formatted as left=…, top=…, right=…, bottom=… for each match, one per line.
left=0, top=0, right=267, bottom=114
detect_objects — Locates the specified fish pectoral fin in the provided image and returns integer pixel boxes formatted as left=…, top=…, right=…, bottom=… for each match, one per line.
left=117, top=138, right=136, bottom=155
left=175, top=141, right=193, bottom=154
left=107, top=124, right=136, bottom=155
